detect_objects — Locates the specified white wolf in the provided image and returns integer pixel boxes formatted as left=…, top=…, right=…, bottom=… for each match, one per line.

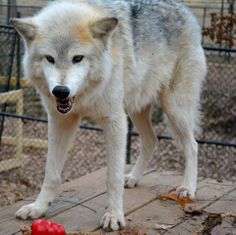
left=12, top=0, right=207, bottom=231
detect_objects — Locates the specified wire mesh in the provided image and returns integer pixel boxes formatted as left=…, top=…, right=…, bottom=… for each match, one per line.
left=202, top=49, right=236, bottom=142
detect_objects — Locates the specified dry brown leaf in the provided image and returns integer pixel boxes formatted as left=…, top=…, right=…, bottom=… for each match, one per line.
left=21, top=227, right=31, bottom=235
left=222, top=212, right=236, bottom=219
left=159, top=191, right=194, bottom=208
left=201, top=213, right=222, bottom=235
left=183, top=204, right=203, bottom=215
left=154, top=223, right=175, bottom=230
left=197, top=212, right=236, bottom=235
left=119, top=227, right=149, bottom=235
left=211, top=225, right=226, bottom=235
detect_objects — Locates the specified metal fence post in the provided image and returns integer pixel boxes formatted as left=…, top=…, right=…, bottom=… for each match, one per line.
left=201, top=7, right=207, bottom=45
left=7, top=0, right=17, bottom=24
left=126, top=117, right=133, bottom=164
left=16, top=12, right=21, bottom=89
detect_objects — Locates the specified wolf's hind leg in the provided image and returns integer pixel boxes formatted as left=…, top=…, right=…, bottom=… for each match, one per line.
left=160, top=49, right=206, bottom=199
left=15, top=113, right=79, bottom=220
left=160, top=88, right=200, bottom=199
left=125, top=105, right=156, bottom=188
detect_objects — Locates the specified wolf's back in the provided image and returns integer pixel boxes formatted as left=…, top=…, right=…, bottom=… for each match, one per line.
left=127, top=0, right=201, bottom=47
left=85, top=0, right=202, bottom=51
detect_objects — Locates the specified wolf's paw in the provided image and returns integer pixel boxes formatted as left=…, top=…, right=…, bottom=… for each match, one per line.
left=101, top=211, right=125, bottom=231
left=176, top=185, right=196, bottom=200
left=15, top=203, right=47, bottom=220
left=124, top=174, right=140, bottom=188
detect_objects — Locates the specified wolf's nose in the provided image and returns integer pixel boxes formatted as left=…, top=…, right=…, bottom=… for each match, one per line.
left=52, top=86, right=70, bottom=100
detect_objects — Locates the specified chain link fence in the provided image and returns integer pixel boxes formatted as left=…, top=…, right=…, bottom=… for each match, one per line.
left=202, top=48, right=236, bottom=141
left=0, top=1, right=236, bottom=208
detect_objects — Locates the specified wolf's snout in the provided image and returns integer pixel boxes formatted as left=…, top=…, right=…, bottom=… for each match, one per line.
left=52, top=86, right=73, bottom=114
left=52, top=86, right=70, bottom=100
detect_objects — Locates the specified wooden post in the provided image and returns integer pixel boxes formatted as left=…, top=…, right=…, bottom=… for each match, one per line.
left=15, top=90, right=23, bottom=163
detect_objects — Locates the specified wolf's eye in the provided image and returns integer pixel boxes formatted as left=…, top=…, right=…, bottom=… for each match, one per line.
left=45, top=55, right=55, bottom=64
left=72, top=55, right=84, bottom=64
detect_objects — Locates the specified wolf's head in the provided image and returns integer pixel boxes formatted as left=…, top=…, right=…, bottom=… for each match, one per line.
left=11, top=2, right=118, bottom=114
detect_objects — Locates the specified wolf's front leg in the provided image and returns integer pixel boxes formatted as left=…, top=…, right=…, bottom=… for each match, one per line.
left=101, top=111, right=127, bottom=231
left=15, top=112, right=79, bottom=220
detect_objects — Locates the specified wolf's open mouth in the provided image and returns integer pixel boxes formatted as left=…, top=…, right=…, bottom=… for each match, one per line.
left=56, top=98, right=74, bottom=114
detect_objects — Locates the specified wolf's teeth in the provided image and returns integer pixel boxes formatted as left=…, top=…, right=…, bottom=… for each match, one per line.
left=56, top=98, right=74, bottom=114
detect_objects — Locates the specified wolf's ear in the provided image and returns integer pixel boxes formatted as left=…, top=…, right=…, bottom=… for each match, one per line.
left=10, top=18, right=37, bottom=43
left=89, top=17, right=118, bottom=39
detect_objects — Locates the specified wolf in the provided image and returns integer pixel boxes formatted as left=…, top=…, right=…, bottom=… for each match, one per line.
left=12, top=0, right=207, bottom=231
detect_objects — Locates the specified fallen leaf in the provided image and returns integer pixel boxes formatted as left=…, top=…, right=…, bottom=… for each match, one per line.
left=159, top=191, right=194, bottom=208
left=184, top=204, right=203, bottom=215
left=201, top=213, right=222, bottom=234
left=21, top=227, right=31, bottom=235
left=120, top=227, right=148, bottom=235
left=154, top=223, right=175, bottom=230
left=211, top=225, right=226, bottom=235
left=222, top=212, right=236, bottom=219
left=198, top=212, right=236, bottom=235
